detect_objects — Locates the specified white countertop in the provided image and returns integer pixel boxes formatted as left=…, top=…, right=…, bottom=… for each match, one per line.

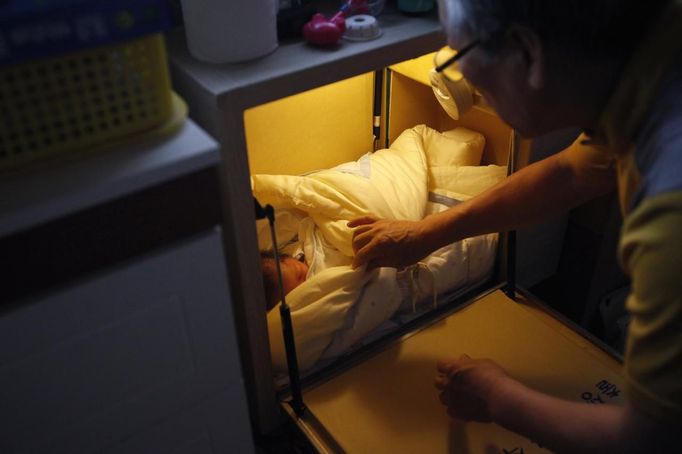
left=0, top=119, right=219, bottom=237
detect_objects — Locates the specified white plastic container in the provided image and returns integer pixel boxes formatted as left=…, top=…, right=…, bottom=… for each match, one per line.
left=180, top=0, right=278, bottom=63
left=343, top=14, right=383, bottom=41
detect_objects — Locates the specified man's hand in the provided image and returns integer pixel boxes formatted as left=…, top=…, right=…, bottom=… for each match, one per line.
left=348, top=216, right=431, bottom=270
left=434, top=355, right=514, bottom=422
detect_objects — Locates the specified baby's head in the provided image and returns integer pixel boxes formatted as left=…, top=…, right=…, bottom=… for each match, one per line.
left=260, top=252, right=309, bottom=310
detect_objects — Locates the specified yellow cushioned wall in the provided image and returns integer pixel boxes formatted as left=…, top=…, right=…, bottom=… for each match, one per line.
left=244, top=73, right=375, bottom=176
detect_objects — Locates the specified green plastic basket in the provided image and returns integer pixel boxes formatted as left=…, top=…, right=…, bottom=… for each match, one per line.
left=0, top=33, right=173, bottom=172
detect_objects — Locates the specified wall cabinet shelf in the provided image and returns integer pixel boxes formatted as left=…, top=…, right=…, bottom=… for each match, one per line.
left=0, top=120, right=255, bottom=453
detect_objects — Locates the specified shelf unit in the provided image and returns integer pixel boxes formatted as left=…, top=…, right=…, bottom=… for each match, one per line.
left=167, top=6, right=445, bottom=433
left=0, top=120, right=255, bottom=453
left=166, top=4, right=628, bottom=449
left=0, top=121, right=218, bottom=237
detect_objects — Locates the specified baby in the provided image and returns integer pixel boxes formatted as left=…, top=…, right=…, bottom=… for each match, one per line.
left=260, top=252, right=309, bottom=310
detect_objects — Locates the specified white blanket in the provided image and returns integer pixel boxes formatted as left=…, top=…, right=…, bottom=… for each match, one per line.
left=252, top=125, right=506, bottom=373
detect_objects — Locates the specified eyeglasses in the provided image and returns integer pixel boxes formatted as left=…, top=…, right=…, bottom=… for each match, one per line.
left=434, top=40, right=481, bottom=73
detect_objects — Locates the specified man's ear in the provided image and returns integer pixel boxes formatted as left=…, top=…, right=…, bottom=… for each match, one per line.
left=506, top=25, right=545, bottom=90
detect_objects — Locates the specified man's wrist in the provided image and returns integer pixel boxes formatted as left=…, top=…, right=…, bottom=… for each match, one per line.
left=489, top=375, right=527, bottom=424
left=420, top=215, right=448, bottom=254
left=423, top=206, right=467, bottom=251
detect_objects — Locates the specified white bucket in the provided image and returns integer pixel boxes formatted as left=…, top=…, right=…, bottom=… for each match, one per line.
left=180, top=0, right=279, bottom=63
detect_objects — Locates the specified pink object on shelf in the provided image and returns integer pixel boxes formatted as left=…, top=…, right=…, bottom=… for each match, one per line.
left=302, top=0, right=375, bottom=47
left=302, top=12, right=346, bottom=46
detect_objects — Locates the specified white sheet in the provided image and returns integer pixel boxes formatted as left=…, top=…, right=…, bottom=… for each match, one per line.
left=252, top=125, right=506, bottom=373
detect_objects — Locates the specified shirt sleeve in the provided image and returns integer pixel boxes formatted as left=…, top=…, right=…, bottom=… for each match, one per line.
left=562, top=133, right=617, bottom=180
left=620, top=191, right=682, bottom=423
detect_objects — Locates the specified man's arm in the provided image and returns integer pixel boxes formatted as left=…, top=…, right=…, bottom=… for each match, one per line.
left=350, top=138, right=615, bottom=269
left=435, top=356, right=677, bottom=454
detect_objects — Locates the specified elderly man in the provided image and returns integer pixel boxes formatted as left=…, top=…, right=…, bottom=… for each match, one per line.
left=349, top=0, right=681, bottom=451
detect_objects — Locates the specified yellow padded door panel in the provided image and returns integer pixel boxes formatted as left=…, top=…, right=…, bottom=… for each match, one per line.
left=302, top=290, right=624, bottom=453
left=244, top=73, right=375, bottom=176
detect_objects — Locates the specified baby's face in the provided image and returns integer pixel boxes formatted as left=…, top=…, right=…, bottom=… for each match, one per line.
left=280, top=256, right=309, bottom=295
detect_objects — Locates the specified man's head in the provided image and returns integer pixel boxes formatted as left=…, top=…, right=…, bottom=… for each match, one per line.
left=260, top=252, right=309, bottom=310
left=437, top=0, right=666, bottom=137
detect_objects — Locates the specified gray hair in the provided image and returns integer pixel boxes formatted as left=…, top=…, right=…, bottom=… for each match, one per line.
left=440, top=0, right=667, bottom=60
